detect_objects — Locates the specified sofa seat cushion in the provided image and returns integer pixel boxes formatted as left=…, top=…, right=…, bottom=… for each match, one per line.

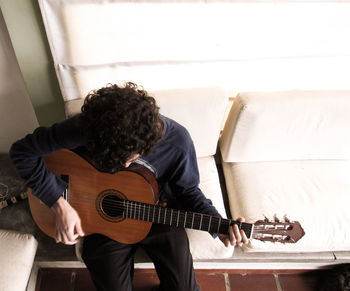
left=223, top=160, right=350, bottom=252
left=0, top=229, right=38, bottom=291
left=187, top=156, right=234, bottom=260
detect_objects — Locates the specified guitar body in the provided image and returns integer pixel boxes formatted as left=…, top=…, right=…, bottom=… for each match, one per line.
left=29, top=149, right=158, bottom=244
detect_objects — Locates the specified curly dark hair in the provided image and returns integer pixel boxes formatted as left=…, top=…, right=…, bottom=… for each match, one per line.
left=78, top=82, right=163, bottom=172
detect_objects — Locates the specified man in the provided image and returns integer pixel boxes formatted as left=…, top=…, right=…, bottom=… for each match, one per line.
left=10, top=82, right=248, bottom=291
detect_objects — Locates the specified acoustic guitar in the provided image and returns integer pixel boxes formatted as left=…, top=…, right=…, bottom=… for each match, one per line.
left=29, top=149, right=305, bottom=244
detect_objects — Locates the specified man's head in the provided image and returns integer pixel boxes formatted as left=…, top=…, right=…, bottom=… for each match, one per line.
left=79, top=82, right=163, bottom=172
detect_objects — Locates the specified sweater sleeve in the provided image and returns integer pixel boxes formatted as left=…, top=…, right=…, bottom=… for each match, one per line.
left=168, top=133, right=221, bottom=218
left=9, top=116, right=84, bottom=207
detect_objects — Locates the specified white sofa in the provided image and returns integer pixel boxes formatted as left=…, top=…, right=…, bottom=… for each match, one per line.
left=35, top=0, right=350, bottom=268
left=0, top=229, right=38, bottom=291
left=220, top=90, right=350, bottom=263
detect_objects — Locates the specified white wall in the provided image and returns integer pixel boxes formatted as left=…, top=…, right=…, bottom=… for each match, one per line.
left=0, top=0, right=66, bottom=125
left=0, top=9, right=38, bottom=152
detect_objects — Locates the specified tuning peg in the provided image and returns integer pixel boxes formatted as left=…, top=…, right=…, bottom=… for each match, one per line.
left=283, top=215, right=290, bottom=223
left=263, top=215, right=270, bottom=222
left=273, top=214, right=280, bottom=223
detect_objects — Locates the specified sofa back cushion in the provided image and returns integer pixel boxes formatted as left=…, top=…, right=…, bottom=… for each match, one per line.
left=220, top=90, right=350, bottom=163
left=67, top=87, right=228, bottom=158
left=152, top=87, right=228, bottom=158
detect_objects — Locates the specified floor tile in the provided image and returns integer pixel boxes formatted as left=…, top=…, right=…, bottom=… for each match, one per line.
left=37, top=268, right=96, bottom=291
left=196, top=273, right=227, bottom=291
left=278, top=273, right=320, bottom=291
left=229, top=274, right=278, bottom=291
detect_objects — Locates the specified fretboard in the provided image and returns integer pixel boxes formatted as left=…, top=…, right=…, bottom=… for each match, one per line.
left=123, top=200, right=253, bottom=237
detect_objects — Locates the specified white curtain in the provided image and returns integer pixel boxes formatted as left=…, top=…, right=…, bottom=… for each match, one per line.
left=39, top=0, right=350, bottom=101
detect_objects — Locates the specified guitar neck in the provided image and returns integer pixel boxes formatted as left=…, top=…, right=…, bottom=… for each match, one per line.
left=123, top=200, right=254, bottom=238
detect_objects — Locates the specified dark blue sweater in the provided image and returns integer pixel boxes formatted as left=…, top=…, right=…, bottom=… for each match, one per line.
left=10, top=115, right=220, bottom=218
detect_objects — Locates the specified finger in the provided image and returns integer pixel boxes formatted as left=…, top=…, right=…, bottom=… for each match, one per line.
left=233, top=224, right=243, bottom=246
left=61, top=232, right=79, bottom=245
left=237, top=216, right=245, bottom=223
left=228, top=226, right=236, bottom=246
left=58, top=224, right=78, bottom=245
left=236, top=217, right=249, bottom=244
left=240, top=229, right=249, bottom=244
left=67, top=225, right=81, bottom=243
left=223, top=238, right=230, bottom=248
left=75, top=221, right=85, bottom=237
left=55, top=229, right=62, bottom=243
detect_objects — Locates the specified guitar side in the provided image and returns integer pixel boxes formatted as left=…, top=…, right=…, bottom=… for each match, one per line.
left=28, top=149, right=158, bottom=244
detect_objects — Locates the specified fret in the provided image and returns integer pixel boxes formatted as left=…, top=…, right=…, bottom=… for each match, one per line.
left=208, top=216, right=212, bottom=232
left=129, top=201, right=131, bottom=218
left=170, top=209, right=173, bottom=226
left=191, top=213, right=194, bottom=229
left=157, top=207, right=161, bottom=224
left=191, top=213, right=197, bottom=230
left=226, top=219, right=231, bottom=233
left=220, top=219, right=230, bottom=234
left=217, top=217, right=221, bottom=234
left=200, top=215, right=210, bottom=231
left=164, top=208, right=167, bottom=224
left=143, top=204, right=145, bottom=221
left=199, top=214, right=203, bottom=230
left=176, top=210, right=180, bottom=227
left=152, top=205, right=156, bottom=222
left=184, top=212, right=187, bottom=227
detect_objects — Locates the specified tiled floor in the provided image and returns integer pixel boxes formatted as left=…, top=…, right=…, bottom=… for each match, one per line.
left=35, top=268, right=323, bottom=291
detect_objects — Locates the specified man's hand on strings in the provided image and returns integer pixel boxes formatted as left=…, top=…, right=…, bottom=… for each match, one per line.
left=218, top=217, right=249, bottom=247
left=51, top=196, right=85, bottom=245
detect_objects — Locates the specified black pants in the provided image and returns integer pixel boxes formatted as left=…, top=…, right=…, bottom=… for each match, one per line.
left=82, top=224, right=201, bottom=291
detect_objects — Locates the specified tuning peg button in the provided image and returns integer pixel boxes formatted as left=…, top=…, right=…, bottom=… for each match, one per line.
left=273, top=215, right=280, bottom=223
left=283, top=215, right=290, bottom=223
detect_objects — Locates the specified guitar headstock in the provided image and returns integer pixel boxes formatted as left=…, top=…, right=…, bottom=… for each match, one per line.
left=252, top=219, right=305, bottom=244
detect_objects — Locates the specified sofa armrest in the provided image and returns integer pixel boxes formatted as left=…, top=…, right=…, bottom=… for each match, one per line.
left=0, top=229, right=38, bottom=291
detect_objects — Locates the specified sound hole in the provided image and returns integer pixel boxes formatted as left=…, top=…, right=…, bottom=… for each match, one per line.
left=96, top=189, right=127, bottom=223
left=101, top=195, right=124, bottom=217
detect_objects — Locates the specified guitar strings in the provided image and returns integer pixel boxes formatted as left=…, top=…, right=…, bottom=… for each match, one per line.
left=98, top=198, right=253, bottom=233
left=98, top=200, right=291, bottom=241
